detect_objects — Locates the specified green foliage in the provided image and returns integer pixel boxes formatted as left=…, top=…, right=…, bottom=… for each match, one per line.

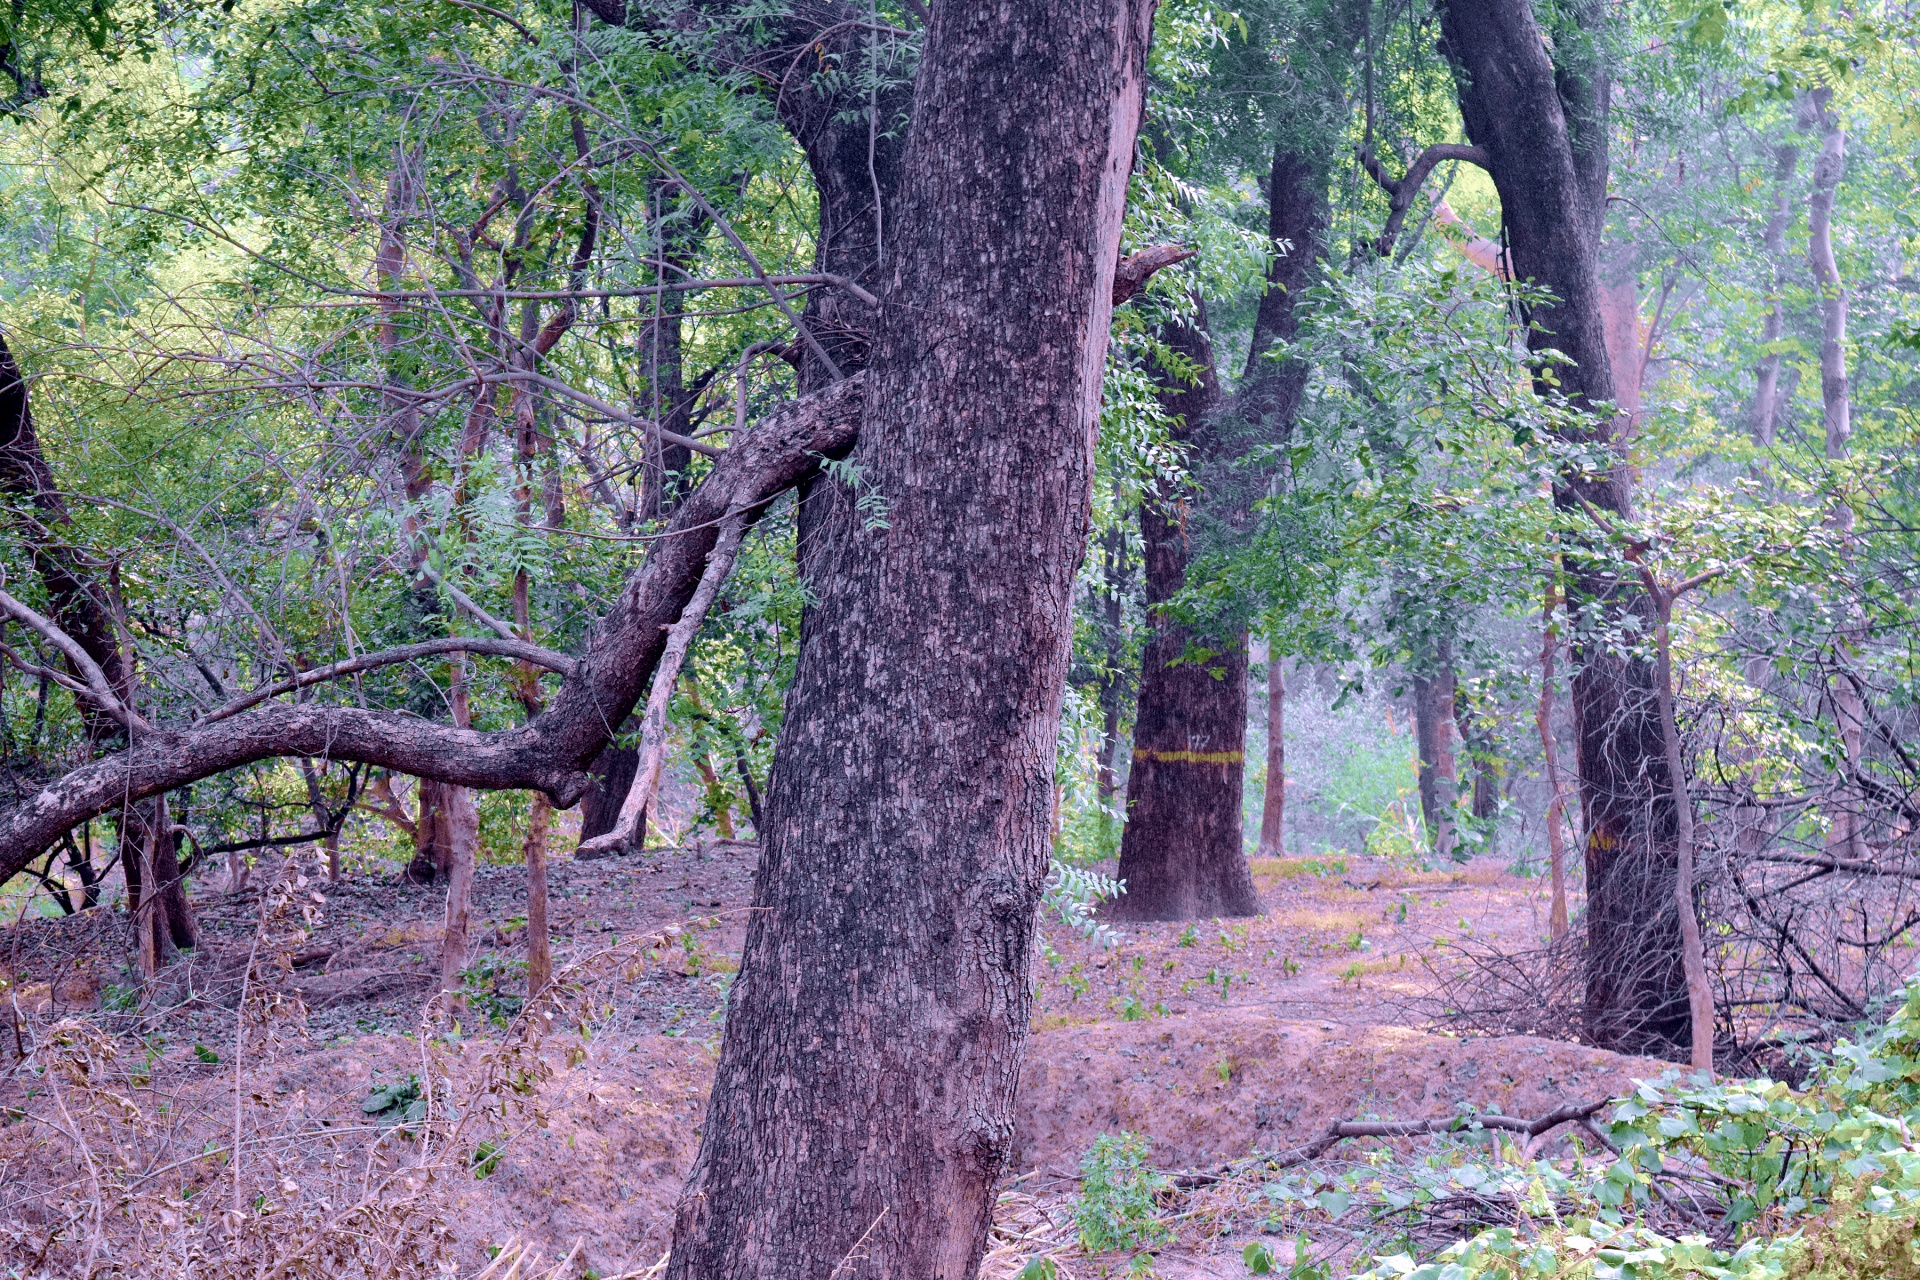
left=471, top=1139, right=503, bottom=1179
left=459, top=955, right=527, bottom=1029
left=361, top=1074, right=426, bottom=1124
left=1076, top=1131, right=1174, bottom=1254
left=1041, top=863, right=1124, bottom=950
left=1331, top=973, right=1920, bottom=1280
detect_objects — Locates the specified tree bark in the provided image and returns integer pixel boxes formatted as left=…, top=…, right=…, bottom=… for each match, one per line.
left=1111, top=310, right=1262, bottom=922
left=1412, top=654, right=1458, bottom=860
left=1538, top=582, right=1571, bottom=941
left=1453, top=691, right=1498, bottom=823
left=1441, top=0, right=1688, bottom=1054
left=577, top=743, right=641, bottom=851
left=665, top=2, right=1154, bottom=1273
left=1258, top=653, right=1285, bottom=857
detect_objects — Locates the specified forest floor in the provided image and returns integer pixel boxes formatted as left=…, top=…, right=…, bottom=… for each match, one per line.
left=0, top=844, right=1681, bottom=1278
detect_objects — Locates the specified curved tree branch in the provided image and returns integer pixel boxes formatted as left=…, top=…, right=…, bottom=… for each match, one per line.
left=0, top=375, right=865, bottom=886
left=1357, top=142, right=1491, bottom=258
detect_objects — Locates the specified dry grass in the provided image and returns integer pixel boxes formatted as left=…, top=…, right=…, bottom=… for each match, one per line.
left=0, top=856, right=692, bottom=1279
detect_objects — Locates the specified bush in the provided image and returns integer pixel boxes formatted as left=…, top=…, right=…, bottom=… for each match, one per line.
left=1344, top=972, right=1920, bottom=1280
left=1076, top=1131, right=1174, bottom=1253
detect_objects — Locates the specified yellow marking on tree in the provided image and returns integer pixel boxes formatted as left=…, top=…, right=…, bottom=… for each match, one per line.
left=1131, top=748, right=1245, bottom=765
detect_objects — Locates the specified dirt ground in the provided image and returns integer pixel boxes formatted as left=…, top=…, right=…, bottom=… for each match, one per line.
left=0, top=844, right=1680, bottom=1278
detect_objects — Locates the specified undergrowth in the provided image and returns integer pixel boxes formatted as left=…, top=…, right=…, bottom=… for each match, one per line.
left=0, top=855, right=696, bottom=1278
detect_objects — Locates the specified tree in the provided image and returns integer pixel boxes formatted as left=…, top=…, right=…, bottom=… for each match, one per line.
left=0, top=0, right=1159, bottom=1272
left=1439, top=0, right=1690, bottom=1054
left=1110, top=307, right=1264, bottom=920
left=665, top=2, right=1156, bottom=1270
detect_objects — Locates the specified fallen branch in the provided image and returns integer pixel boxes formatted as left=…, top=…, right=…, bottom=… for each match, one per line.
left=1171, top=1097, right=1611, bottom=1188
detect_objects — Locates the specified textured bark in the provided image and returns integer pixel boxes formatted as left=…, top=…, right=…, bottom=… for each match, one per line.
left=1257, top=654, right=1285, bottom=857
left=1108, top=133, right=1326, bottom=921
left=577, top=744, right=641, bottom=852
left=1112, top=311, right=1261, bottom=922
left=1412, top=655, right=1458, bottom=860
left=1441, top=0, right=1686, bottom=1054
left=0, top=377, right=864, bottom=882
left=665, top=1, right=1153, bottom=1273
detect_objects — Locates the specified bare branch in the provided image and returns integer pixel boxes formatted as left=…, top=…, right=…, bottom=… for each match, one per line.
left=417, top=560, right=521, bottom=643
left=0, top=588, right=149, bottom=734
left=1111, top=244, right=1197, bottom=306
left=197, top=636, right=575, bottom=725
left=1358, top=142, right=1492, bottom=258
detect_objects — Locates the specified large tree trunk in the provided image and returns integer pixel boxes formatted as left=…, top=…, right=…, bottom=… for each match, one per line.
left=665, top=2, right=1154, bottom=1274
left=1109, top=132, right=1328, bottom=919
left=1441, top=0, right=1687, bottom=1055
left=1111, top=310, right=1261, bottom=921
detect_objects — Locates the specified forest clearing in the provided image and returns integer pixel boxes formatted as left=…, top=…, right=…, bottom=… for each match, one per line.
left=5, top=834, right=1683, bottom=1277
left=1, top=0, right=1919, bottom=1276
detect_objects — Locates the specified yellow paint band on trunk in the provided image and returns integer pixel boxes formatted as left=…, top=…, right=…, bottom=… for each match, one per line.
left=1131, top=748, right=1245, bottom=765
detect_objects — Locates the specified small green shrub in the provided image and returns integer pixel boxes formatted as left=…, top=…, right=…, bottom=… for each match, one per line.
left=362, top=1074, right=426, bottom=1124
left=1075, top=1131, right=1172, bottom=1253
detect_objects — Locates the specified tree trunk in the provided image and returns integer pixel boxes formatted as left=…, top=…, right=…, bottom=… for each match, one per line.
left=635, top=188, right=710, bottom=524
left=1412, top=655, right=1458, bottom=861
left=577, top=743, right=641, bottom=853
left=1257, top=653, right=1285, bottom=857
left=666, top=2, right=1153, bottom=1274
left=1648, top=587, right=1715, bottom=1071
left=1093, top=520, right=1129, bottom=804
left=436, top=782, right=480, bottom=1016
left=121, top=794, right=195, bottom=967
left=1806, top=87, right=1869, bottom=866
left=1441, top=0, right=1688, bottom=1054
left=1538, top=583, right=1571, bottom=941
left=1111, top=310, right=1262, bottom=922
left=1454, top=692, right=1498, bottom=823
left=523, top=793, right=553, bottom=996
left=1750, top=139, right=1800, bottom=449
